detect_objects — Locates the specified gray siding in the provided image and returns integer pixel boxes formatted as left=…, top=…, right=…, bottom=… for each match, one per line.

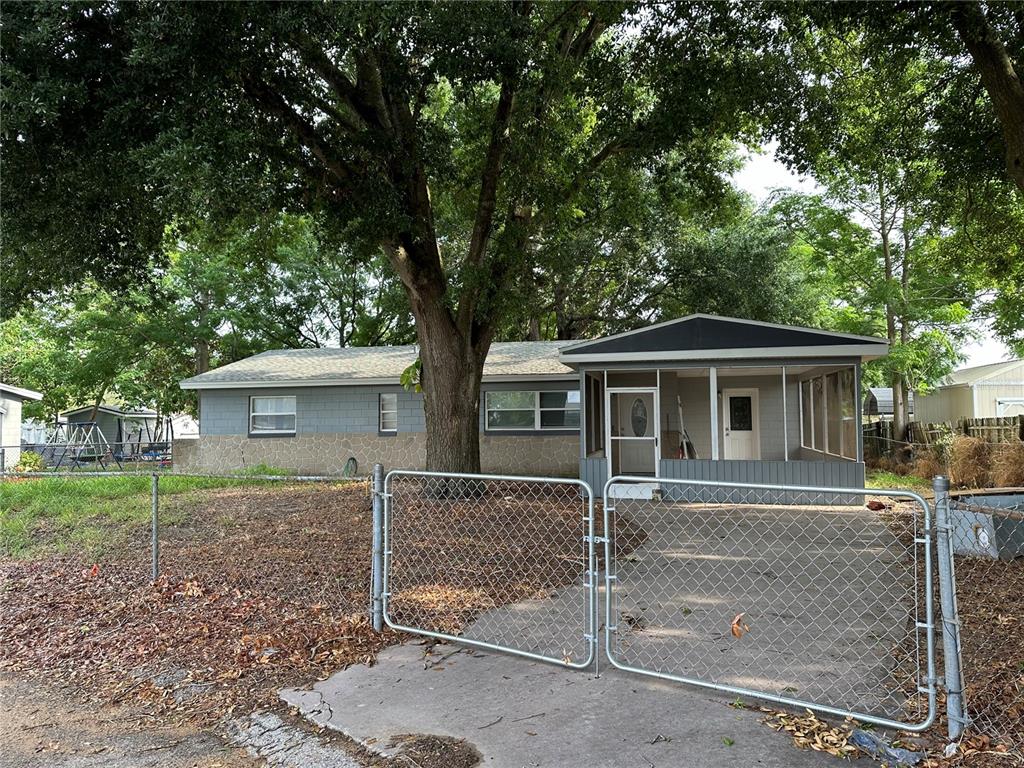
left=67, top=411, right=122, bottom=446
left=200, top=386, right=426, bottom=436
left=580, top=457, right=608, bottom=495
left=657, top=459, right=865, bottom=504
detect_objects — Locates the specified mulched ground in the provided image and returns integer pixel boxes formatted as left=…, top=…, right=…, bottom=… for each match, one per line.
left=0, top=481, right=595, bottom=737
left=1, top=483, right=395, bottom=728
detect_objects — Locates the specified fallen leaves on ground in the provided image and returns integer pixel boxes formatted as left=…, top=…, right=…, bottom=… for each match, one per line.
left=761, top=709, right=859, bottom=758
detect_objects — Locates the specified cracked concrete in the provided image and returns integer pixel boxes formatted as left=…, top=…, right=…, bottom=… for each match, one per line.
left=283, top=642, right=838, bottom=768
left=226, top=711, right=362, bottom=768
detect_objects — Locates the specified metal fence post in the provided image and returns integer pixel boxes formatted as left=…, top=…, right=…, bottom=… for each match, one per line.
left=151, top=473, right=160, bottom=582
left=934, top=475, right=966, bottom=741
left=371, top=463, right=384, bottom=632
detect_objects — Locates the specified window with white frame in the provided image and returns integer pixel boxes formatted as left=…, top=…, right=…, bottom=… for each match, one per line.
left=379, top=393, right=398, bottom=433
left=485, top=390, right=580, bottom=431
left=249, top=396, right=296, bottom=435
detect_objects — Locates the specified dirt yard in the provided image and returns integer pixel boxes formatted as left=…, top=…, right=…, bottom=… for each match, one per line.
left=0, top=478, right=590, bottom=765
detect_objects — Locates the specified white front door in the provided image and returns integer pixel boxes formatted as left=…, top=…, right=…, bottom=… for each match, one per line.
left=723, top=388, right=760, bottom=460
left=607, top=389, right=659, bottom=475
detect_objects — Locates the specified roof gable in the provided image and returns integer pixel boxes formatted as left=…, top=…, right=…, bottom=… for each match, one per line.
left=559, top=314, right=887, bottom=362
left=945, top=359, right=1024, bottom=386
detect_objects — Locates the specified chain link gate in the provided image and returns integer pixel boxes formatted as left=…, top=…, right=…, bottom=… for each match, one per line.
left=601, top=475, right=938, bottom=732
left=380, top=469, right=598, bottom=669
left=372, top=468, right=943, bottom=734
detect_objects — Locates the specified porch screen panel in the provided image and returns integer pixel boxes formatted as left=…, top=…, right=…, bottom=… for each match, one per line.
left=826, top=373, right=841, bottom=455
left=840, top=369, right=857, bottom=459
left=801, top=380, right=813, bottom=448
left=812, top=378, right=825, bottom=451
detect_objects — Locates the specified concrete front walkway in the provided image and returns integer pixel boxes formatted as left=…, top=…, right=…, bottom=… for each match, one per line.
left=283, top=642, right=837, bottom=768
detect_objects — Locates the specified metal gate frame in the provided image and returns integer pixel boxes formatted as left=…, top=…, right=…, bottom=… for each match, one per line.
left=601, top=474, right=938, bottom=733
left=381, top=469, right=599, bottom=670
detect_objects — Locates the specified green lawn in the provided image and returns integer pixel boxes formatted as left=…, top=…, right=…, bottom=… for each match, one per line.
left=0, top=474, right=257, bottom=558
left=865, top=469, right=933, bottom=495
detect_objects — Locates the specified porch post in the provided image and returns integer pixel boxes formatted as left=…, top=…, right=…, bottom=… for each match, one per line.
left=579, top=370, right=587, bottom=460
left=781, top=365, right=789, bottom=461
left=709, top=366, right=720, bottom=460
left=855, top=363, right=864, bottom=462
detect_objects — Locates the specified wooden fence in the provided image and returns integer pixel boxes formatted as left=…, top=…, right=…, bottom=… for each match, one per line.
left=906, top=415, right=1024, bottom=446
left=864, top=415, right=1024, bottom=460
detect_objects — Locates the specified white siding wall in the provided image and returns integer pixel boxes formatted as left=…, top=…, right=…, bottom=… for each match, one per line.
left=0, top=394, right=24, bottom=468
left=915, top=386, right=975, bottom=422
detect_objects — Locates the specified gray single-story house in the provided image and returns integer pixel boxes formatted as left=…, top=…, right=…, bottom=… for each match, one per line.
left=0, top=382, right=43, bottom=469
left=178, top=314, right=888, bottom=487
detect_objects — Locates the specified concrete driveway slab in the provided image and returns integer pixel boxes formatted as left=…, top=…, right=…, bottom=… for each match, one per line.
left=283, top=642, right=838, bottom=768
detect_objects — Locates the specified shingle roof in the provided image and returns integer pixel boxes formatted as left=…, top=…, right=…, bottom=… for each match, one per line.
left=180, top=341, right=576, bottom=390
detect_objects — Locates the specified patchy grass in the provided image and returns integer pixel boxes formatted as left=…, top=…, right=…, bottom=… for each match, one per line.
left=865, top=469, right=933, bottom=495
left=0, top=474, right=259, bottom=557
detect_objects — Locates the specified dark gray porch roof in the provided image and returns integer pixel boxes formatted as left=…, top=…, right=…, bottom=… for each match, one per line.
left=559, top=314, right=888, bottom=365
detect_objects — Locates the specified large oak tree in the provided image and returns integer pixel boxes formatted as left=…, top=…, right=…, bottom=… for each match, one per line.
left=3, top=2, right=786, bottom=472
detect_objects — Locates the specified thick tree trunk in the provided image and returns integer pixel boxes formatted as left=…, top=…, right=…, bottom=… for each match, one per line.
left=386, top=240, right=491, bottom=475
left=419, top=336, right=484, bottom=475
left=951, top=3, right=1024, bottom=192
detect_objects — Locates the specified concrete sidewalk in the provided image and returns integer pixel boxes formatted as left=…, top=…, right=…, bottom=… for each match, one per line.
left=283, top=641, right=837, bottom=768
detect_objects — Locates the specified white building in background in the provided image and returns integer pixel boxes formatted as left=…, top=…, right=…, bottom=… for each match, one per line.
left=0, top=382, right=43, bottom=469
left=914, top=360, right=1024, bottom=422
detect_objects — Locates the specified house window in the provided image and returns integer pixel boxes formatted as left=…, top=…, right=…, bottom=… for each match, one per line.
left=485, top=390, right=580, bottom=431
left=249, top=396, right=296, bottom=435
left=379, top=393, right=398, bottom=433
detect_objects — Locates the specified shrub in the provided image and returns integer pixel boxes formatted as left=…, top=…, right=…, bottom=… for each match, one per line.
left=13, top=450, right=45, bottom=473
left=948, top=436, right=990, bottom=488
left=911, top=448, right=946, bottom=481
left=991, top=441, right=1024, bottom=488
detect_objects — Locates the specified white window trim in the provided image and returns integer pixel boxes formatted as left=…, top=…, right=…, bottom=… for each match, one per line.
left=379, top=393, right=398, bottom=433
left=249, top=395, right=297, bottom=435
left=484, top=390, right=581, bottom=432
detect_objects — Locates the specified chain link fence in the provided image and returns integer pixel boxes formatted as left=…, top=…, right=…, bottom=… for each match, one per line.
left=382, top=470, right=596, bottom=668
left=0, top=468, right=384, bottom=724
left=946, top=492, right=1024, bottom=755
left=603, top=478, right=935, bottom=731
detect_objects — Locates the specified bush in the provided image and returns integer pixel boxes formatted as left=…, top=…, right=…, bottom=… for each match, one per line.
left=911, top=448, right=946, bottom=481
left=991, top=441, right=1024, bottom=488
left=13, top=450, right=45, bottom=473
left=948, top=436, right=990, bottom=488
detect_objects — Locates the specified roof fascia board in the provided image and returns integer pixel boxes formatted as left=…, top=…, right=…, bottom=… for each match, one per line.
left=574, top=356, right=866, bottom=372
left=0, top=384, right=44, bottom=401
left=562, top=345, right=887, bottom=365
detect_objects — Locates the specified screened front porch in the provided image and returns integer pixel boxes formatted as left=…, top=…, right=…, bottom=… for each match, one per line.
left=578, top=364, right=865, bottom=493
